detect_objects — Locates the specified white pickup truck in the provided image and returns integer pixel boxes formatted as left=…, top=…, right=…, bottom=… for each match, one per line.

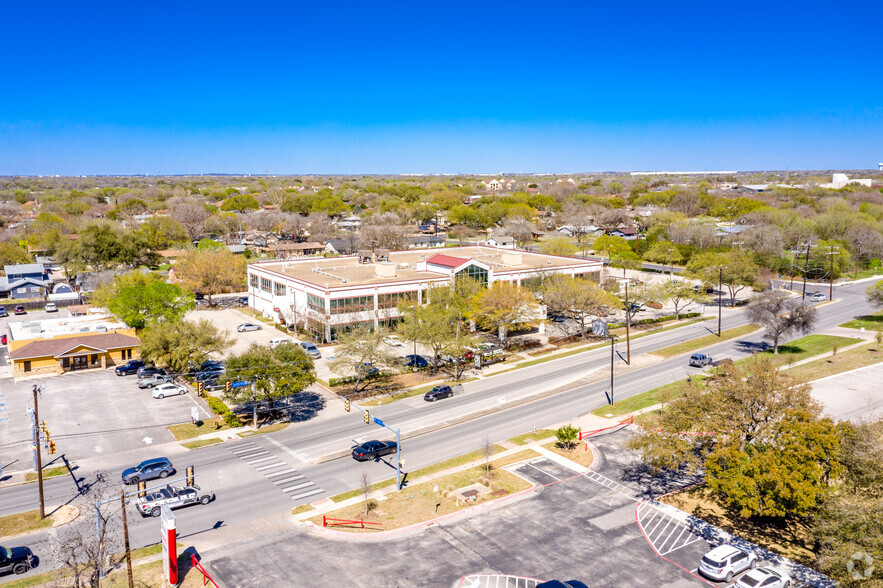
left=135, top=484, right=214, bottom=518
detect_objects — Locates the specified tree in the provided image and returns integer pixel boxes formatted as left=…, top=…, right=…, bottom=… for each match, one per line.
left=688, top=250, right=760, bottom=305
left=224, top=343, right=316, bottom=421
left=0, top=242, right=32, bottom=268
left=629, top=357, right=843, bottom=518
left=139, top=319, right=233, bottom=374
left=174, top=247, right=246, bottom=303
left=498, top=219, right=535, bottom=248
left=555, top=424, right=579, bottom=450
left=610, top=249, right=642, bottom=277
left=846, top=225, right=883, bottom=278
left=108, top=281, right=194, bottom=329
left=866, top=281, right=883, bottom=307
left=747, top=291, right=817, bottom=353
left=472, top=282, right=539, bottom=342
left=643, top=240, right=683, bottom=278
left=658, top=281, right=706, bottom=320
left=137, top=216, right=189, bottom=250
left=171, top=202, right=210, bottom=240
left=358, top=212, right=410, bottom=250
left=328, top=327, right=398, bottom=394
left=220, top=193, right=260, bottom=212
left=539, top=236, right=577, bottom=257
left=542, top=275, right=619, bottom=337
left=591, top=234, right=631, bottom=260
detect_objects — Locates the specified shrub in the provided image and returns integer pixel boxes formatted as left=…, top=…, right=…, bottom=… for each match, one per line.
left=223, top=412, right=243, bottom=428
left=206, top=396, right=231, bottom=416
left=555, top=424, right=580, bottom=450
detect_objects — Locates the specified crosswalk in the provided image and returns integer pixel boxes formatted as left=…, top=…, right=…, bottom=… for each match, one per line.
left=229, top=441, right=324, bottom=503
left=636, top=502, right=705, bottom=556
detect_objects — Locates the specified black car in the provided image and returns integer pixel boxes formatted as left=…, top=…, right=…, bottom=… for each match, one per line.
left=136, top=366, right=164, bottom=378
left=196, top=367, right=225, bottom=381
left=352, top=440, right=398, bottom=461
left=424, top=385, right=454, bottom=402
left=200, top=378, right=226, bottom=391
left=199, top=360, right=223, bottom=370
left=115, top=360, right=145, bottom=376
left=403, top=354, right=429, bottom=368
left=537, top=582, right=589, bottom=588
left=121, top=457, right=175, bottom=485
left=0, top=545, right=35, bottom=576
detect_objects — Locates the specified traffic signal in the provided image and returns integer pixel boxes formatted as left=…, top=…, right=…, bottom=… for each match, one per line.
left=197, top=382, right=204, bottom=396
left=40, top=420, right=46, bottom=431
left=344, top=399, right=351, bottom=412
left=364, top=410, right=370, bottom=424
left=138, top=481, right=147, bottom=498
left=49, top=441, right=56, bottom=455
left=225, top=381, right=231, bottom=394
left=186, top=465, right=195, bottom=486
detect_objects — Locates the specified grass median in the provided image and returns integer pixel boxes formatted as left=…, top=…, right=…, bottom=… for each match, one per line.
left=0, top=509, right=56, bottom=538
left=651, top=324, right=760, bottom=359
left=591, top=376, right=706, bottom=418
left=25, top=465, right=70, bottom=483
left=167, top=418, right=229, bottom=441
left=839, top=310, right=883, bottom=330
left=784, top=342, right=882, bottom=381
left=734, top=334, right=862, bottom=369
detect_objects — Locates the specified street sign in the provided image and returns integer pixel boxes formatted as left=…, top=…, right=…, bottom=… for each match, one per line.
left=592, top=318, right=608, bottom=337
left=190, top=407, right=199, bottom=422
left=373, top=417, right=385, bottom=427
left=230, top=381, right=249, bottom=388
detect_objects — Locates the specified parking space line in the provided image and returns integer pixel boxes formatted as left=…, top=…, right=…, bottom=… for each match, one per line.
left=525, top=462, right=560, bottom=481
left=282, top=482, right=314, bottom=492
left=254, top=462, right=287, bottom=471
left=273, top=475, right=305, bottom=486
left=264, top=468, right=297, bottom=478
left=290, top=488, right=325, bottom=501
left=658, top=521, right=682, bottom=551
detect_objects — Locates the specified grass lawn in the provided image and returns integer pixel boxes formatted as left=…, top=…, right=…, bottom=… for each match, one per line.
left=181, top=438, right=224, bottom=450
left=310, top=458, right=532, bottom=532
left=508, top=430, right=554, bottom=445
left=839, top=309, right=883, bottom=330
left=167, top=418, right=229, bottom=441
left=293, top=504, right=315, bottom=516
left=651, top=324, right=760, bottom=359
left=736, top=334, right=862, bottom=368
left=661, top=485, right=815, bottom=566
left=329, top=444, right=509, bottom=503
left=25, top=465, right=70, bottom=483
left=785, top=342, right=883, bottom=381
left=0, top=509, right=55, bottom=538
left=541, top=442, right=595, bottom=468
left=590, top=376, right=706, bottom=418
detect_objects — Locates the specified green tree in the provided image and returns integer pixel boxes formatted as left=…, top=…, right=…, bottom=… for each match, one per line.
left=174, top=247, right=246, bottom=303
left=311, top=196, right=349, bottom=217
left=657, top=281, right=706, bottom=319
left=643, top=240, right=684, bottom=277
left=542, top=275, right=619, bottom=337
left=220, top=193, right=260, bottom=212
left=139, top=319, right=233, bottom=374
left=137, top=216, right=189, bottom=250
left=224, top=343, right=316, bottom=423
left=0, top=242, right=32, bottom=268
left=555, top=424, right=580, bottom=450
left=687, top=250, right=760, bottom=305
left=610, top=249, right=642, bottom=277
left=328, top=327, right=398, bottom=394
left=591, top=235, right=631, bottom=259
left=539, top=236, right=577, bottom=257
left=108, top=281, right=195, bottom=329
left=472, top=282, right=539, bottom=342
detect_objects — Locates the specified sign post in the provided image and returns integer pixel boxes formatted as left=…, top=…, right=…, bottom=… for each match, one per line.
left=161, top=506, right=177, bottom=586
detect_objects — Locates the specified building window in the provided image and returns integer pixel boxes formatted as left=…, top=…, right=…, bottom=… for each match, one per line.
left=330, top=320, right=376, bottom=340
left=377, top=291, right=416, bottom=309
left=330, top=295, right=373, bottom=315
left=307, top=293, right=325, bottom=313
left=23, top=361, right=31, bottom=373
left=260, top=277, right=272, bottom=293
left=249, top=274, right=259, bottom=289
left=455, top=264, right=488, bottom=286
left=273, top=282, right=286, bottom=297
left=91, top=354, right=98, bottom=364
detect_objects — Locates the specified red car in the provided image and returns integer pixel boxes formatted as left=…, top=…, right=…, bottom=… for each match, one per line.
left=13, top=306, right=26, bottom=315
left=1, top=334, right=7, bottom=345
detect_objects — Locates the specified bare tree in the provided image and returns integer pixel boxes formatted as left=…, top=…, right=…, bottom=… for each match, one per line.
left=498, top=220, right=535, bottom=248
left=361, top=471, right=371, bottom=516
left=483, top=436, right=493, bottom=476
left=358, top=212, right=410, bottom=250
left=171, top=202, right=210, bottom=240
left=747, top=291, right=817, bottom=354
left=742, top=225, right=785, bottom=257
left=594, top=208, right=633, bottom=232
left=307, top=213, right=334, bottom=244
left=846, top=225, right=883, bottom=278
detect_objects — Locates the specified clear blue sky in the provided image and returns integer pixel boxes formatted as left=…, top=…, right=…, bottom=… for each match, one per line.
left=2, top=0, right=880, bottom=175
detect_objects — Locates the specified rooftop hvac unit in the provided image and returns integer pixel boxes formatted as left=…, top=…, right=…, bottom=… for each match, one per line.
left=96, top=326, right=108, bottom=332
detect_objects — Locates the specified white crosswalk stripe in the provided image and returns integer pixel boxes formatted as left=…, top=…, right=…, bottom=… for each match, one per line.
left=583, top=470, right=640, bottom=500
left=264, top=468, right=297, bottom=478
left=273, top=475, right=305, bottom=486
left=228, top=441, right=325, bottom=503
left=254, top=462, right=287, bottom=472
left=289, top=488, right=324, bottom=501
left=282, top=482, right=314, bottom=493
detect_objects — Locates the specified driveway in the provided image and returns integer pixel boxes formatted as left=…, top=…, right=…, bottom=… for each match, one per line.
left=810, top=361, right=883, bottom=422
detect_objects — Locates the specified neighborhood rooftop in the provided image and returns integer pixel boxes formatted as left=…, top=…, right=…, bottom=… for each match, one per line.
left=7, top=312, right=127, bottom=343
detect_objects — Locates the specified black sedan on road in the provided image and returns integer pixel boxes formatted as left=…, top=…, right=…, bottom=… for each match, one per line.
left=352, top=440, right=398, bottom=461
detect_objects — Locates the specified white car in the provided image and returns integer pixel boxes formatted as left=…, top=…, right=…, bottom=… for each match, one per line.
left=237, top=323, right=261, bottom=332
left=45, top=303, right=58, bottom=312
left=152, top=383, right=187, bottom=399
left=734, top=567, right=791, bottom=588
left=135, top=484, right=214, bottom=518
left=269, top=338, right=295, bottom=348
left=699, top=544, right=757, bottom=582
left=383, top=335, right=404, bottom=347
left=811, top=292, right=827, bottom=302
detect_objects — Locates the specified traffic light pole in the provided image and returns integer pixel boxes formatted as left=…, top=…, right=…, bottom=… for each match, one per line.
left=32, top=385, right=45, bottom=519
left=354, top=405, right=403, bottom=491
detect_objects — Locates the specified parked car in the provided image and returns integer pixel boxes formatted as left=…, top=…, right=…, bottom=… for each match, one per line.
left=137, top=366, right=164, bottom=378
left=152, top=383, right=187, bottom=399
left=200, top=378, right=226, bottom=391
left=0, top=544, right=35, bottom=576
left=351, top=440, right=398, bottom=461
left=424, top=385, right=454, bottom=402
left=403, top=354, right=429, bottom=368
left=537, top=581, right=589, bottom=588
left=44, top=302, right=58, bottom=313
left=382, top=335, right=404, bottom=347
left=1, top=334, right=6, bottom=345
left=237, top=323, right=261, bottom=332
left=689, top=353, right=714, bottom=367
left=547, top=314, right=567, bottom=323
left=628, top=302, right=646, bottom=312
left=135, top=483, right=214, bottom=518
left=198, top=360, right=223, bottom=371
left=13, top=305, right=26, bottom=315
left=138, top=374, right=174, bottom=389
left=121, top=457, right=175, bottom=485
left=699, top=544, right=757, bottom=582
left=0, top=306, right=7, bottom=318
left=811, top=292, right=826, bottom=302
left=115, top=360, right=146, bottom=376
left=734, top=567, right=791, bottom=588
left=239, top=296, right=249, bottom=305
left=694, top=283, right=715, bottom=294
left=299, top=341, right=321, bottom=359
left=356, top=363, right=379, bottom=377
left=196, top=366, right=225, bottom=381
left=269, top=338, right=295, bottom=348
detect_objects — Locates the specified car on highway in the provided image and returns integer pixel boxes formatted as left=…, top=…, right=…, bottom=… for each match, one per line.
left=0, top=544, right=35, bottom=576
left=699, top=544, right=757, bottom=582
left=382, top=334, right=404, bottom=347
left=237, top=323, right=262, bottom=332
left=811, top=292, right=827, bottom=302
left=352, top=440, right=398, bottom=461
left=44, top=302, right=58, bottom=312
left=121, top=457, right=175, bottom=485
left=299, top=341, right=321, bottom=358
left=734, top=566, right=791, bottom=588
left=152, top=383, right=188, bottom=399
left=424, top=385, right=454, bottom=401
left=137, top=365, right=164, bottom=378
left=13, top=305, right=26, bottom=315
left=135, top=483, right=214, bottom=518
left=0, top=306, right=7, bottom=318
left=689, top=353, right=714, bottom=367
left=138, top=373, right=174, bottom=388
left=403, top=354, right=429, bottom=368
left=115, top=359, right=146, bottom=376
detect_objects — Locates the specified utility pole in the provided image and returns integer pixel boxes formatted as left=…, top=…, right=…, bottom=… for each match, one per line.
left=120, top=490, right=134, bottom=588
left=802, top=242, right=812, bottom=300
left=717, top=267, right=722, bottom=337
left=32, top=385, right=45, bottom=519
left=826, top=245, right=839, bottom=301
left=624, top=282, right=631, bottom=364
left=608, top=336, right=615, bottom=405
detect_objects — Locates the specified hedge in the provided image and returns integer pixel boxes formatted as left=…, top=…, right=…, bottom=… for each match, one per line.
left=329, top=372, right=388, bottom=388
left=608, top=312, right=700, bottom=330
left=206, top=395, right=232, bottom=416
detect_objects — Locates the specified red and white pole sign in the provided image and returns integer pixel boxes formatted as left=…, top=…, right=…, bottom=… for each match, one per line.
left=161, top=506, right=177, bottom=585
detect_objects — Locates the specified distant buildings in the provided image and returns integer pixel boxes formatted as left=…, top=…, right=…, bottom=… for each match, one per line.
left=820, top=173, right=873, bottom=189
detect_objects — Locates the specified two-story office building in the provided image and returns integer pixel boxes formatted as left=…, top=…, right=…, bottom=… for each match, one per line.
left=246, top=246, right=602, bottom=342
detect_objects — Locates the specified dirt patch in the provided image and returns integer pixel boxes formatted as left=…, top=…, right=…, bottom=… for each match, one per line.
left=661, top=484, right=816, bottom=566
left=51, top=505, right=80, bottom=526
left=541, top=442, right=595, bottom=468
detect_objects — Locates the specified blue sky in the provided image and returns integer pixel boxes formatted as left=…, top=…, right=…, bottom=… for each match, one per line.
left=1, top=1, right=880, bottom=175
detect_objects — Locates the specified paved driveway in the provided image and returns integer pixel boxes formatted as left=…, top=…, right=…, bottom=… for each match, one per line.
left=811, top=361, right=883, bottom=422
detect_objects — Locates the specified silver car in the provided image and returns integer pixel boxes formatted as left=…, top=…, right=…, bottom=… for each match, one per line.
left=152, top=383, right=187, bottom=399
left=135, top=483, right=214, bottom=518
left=138, top=374, right=174, bottom=389
left=689, top=353, right=713, bottom=367
left=237, top=323, right=261, bottom=332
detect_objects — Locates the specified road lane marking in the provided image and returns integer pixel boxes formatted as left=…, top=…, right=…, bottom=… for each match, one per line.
left=254, top=462, right=287, bottom=471
left=264, top=468, right=297, bottom=478
left=282, top=482, right=314, bottom=492
left=273, top=475, right=305, bottom=486
left=245, top=456, right=275, bottom=464
left=290, top=488, right=324, bottom=501
left=265, top=436, right=310, bottom=464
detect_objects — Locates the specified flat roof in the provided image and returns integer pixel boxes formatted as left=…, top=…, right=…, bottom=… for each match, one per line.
left=249, top=246, right=600, bottom=289
left=7, top=313, right=128, bottom=342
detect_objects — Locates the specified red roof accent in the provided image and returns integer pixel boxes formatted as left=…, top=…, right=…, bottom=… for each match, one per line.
left=425, top=254, right=470, bottom=268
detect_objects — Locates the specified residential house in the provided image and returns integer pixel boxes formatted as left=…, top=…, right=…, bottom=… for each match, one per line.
left=409, top=235, right=445, bottom=249
left=484, top=235, right=516, bottom=249
left=0, top=264, right=50, bottom=299
left=261, top=242, right=325, bottom=259
left=609, top=227, right=639, bottom=241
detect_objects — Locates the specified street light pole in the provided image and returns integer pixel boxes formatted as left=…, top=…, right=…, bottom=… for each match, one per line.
left=802, top=242, right=812, bottom=300
left=120, top=490, right=134, bottom=588
left=625, top=282, right=631, bottom=365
